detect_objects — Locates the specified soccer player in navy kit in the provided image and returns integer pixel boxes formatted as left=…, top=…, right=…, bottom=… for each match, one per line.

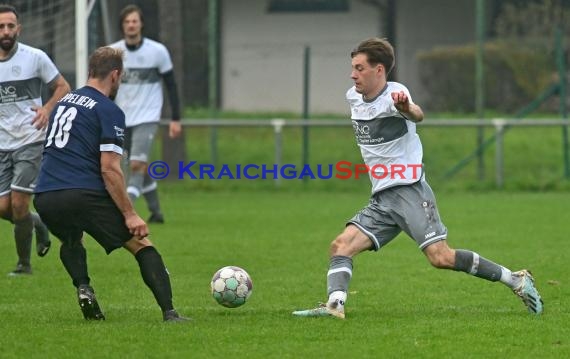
left=293, top=38, right=543, bottom=319
left=34, top=47, right=187, bottom=322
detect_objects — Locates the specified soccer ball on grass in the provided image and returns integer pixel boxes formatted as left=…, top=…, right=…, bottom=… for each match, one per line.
left=210, top=266, right=253, bottom=308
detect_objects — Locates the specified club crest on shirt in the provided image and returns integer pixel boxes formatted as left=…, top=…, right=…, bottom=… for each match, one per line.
left=11, top=65, right=21, bottom=77
left=122, top=69, right=139, bottom=83
left=114, top=125, right=125, bottom=139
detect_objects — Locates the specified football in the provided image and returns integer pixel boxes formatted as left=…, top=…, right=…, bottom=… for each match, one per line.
left=210, top=266, right=253, bottom=308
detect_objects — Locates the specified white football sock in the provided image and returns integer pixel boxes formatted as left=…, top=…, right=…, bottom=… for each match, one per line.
left=328, top=290, right=347, bottom=308
left=499, top=267, right=517, bottom=289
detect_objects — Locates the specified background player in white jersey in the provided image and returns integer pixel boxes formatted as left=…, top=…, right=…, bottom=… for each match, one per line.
left=110, top=4, right=182, bottom=224
left=0, top=4, right=70, bottom=275
left=293, top=37, right=543, bottom=318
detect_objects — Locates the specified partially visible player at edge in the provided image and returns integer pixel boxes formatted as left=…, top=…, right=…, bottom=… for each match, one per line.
left=34, top=46, right=188, bottom=322
left=292, top=37, right=543, bottom=319
left=109, top=4, right=182, bottom=224
left=0, top=4, right=70, bottom=275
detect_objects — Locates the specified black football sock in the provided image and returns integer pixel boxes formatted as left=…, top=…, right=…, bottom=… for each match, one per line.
left=135, top=246, right=174, bottom=312
left=13, top=214, right=33, bottom=266
left=60, top=241, right=90, bottom=287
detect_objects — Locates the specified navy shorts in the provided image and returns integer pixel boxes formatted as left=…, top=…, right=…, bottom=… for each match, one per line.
left=34, top=189, right=133, bottom=254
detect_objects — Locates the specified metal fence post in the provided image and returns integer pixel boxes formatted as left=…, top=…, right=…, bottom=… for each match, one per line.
left=302, top=46, right=311, bottom=183
left=272, top=119, right=285, bottom=187
left=492, top=118, right=506, bottom=188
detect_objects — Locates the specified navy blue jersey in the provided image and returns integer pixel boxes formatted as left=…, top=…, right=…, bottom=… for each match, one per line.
left=35, top=86, right=126, bottom=192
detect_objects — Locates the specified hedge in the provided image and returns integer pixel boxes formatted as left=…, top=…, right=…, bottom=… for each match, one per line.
left=417, top=41, right=557, bottom=113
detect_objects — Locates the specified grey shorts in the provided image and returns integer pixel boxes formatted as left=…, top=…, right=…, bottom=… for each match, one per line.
left=124, top=122, right=159, bottom=163
left=348, top=179, right=448, bottom=251
left=0, top=142, right=43, bottom=196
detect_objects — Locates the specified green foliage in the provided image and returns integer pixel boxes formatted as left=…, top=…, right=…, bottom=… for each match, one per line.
left=1, top=191, right=569, bottom=358
left=494, top=0, right=570, bottom=45
left=417, top=42, right=556, bottom=113
left=416, top=0, right=569, bottom=114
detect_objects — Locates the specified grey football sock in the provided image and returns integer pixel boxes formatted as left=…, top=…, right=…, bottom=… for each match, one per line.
left=13, top=213, right=33, bottom=266
left=30, top=212, right=41, bottom=225
left=143, top=189, right=162, bottom=215
left=127, top=171, right=144, bottom=202
left=30, top=212, right=49, bottom=244
left=327, top=255, right=353, bottom=295
left=142, top=176, right=161, bottom=215
left=454, top=249, right=502, bottom=282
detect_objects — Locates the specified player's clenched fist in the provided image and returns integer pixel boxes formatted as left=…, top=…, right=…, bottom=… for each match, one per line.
left=391, top=91, right=410, bottom=112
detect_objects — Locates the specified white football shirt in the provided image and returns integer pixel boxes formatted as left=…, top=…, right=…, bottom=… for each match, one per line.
left=346, top=81, right=424, bottom=194
left=0, top=43, right=60, bottom=151
left=110, top=38, right=173, bottom=127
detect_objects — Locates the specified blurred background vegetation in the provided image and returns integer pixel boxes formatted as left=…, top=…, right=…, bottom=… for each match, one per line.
left=418, top=0, right=569, bottom=113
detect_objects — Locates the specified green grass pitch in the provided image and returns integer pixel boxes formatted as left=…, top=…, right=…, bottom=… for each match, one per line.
left=0, top=186, right=568, bottom=358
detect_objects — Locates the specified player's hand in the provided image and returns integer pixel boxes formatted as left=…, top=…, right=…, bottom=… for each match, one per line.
left=125, top=213, right=149, bottom=238
left=391, top=91, right=410, bottom=113
left=169, top=121, right=182, bottom=139
left=31, top=106, right=50, bottom=129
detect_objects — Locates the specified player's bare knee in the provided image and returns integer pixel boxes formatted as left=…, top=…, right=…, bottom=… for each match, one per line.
left=124, top=236, right=153, bottom=255
left=426, top=250, right=455, bottom=269
left=427, top=255, right=445, bottom=269
left=0, top=210, right=11, bottom=221
left=10, top=203, right=30, bottom=220
left=0, top=197, right=10, bottom=218
left=329, top=239, right=340, bottom=255
left=330, top=232, right=353, bottom=256
left=424, top=241, right=455, bottom=269
left=130, top=160, right=147, bottom=173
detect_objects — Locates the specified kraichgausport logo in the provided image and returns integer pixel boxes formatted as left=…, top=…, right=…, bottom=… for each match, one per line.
left=147, top=161, right=422, bottom=181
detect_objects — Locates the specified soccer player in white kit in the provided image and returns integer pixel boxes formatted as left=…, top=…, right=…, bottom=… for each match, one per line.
left=293, top=38, right=543, bottom=318
left=110, top=4, right=182, bottom=224
left=0, top=4, right=70, bottom=275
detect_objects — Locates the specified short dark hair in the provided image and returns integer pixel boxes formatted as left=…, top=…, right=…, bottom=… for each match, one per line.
left=351, top=38, right=395, bottom=75
left=119, top=4, right=143, bottom=34
left=88, top=47, right=124, bottom=80
left=0, top=4, right=19, bottom=20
